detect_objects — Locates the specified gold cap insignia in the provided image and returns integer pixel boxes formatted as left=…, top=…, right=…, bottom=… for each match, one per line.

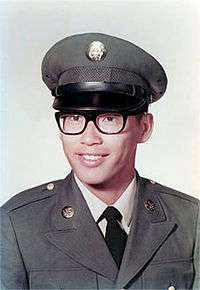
left=86, top=41, right=107, bottom=61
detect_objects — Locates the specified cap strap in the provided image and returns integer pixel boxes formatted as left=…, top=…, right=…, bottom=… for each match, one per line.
left=51, top=82, right=149, bottom=97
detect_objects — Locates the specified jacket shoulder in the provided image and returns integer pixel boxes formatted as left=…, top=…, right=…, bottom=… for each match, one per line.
left=1, top=178, right=68, bottom=213
left=141, top=176, right=200, bottom=234
left=141, top=176, right=199, bottom=205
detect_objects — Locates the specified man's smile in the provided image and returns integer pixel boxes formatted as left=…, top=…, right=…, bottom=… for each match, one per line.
left=76, top=153, right=110, bottom=167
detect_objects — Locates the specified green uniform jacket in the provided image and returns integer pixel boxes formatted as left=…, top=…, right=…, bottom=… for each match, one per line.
left=1, top=172, right=200, bottom=289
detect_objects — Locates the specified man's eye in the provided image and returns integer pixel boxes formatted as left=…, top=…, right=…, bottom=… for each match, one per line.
left=101, top=114, right=121, bottom=122
left=104, top=116, right=114, bottom=122
left=63, top=115, right=81, bottom=122
left=71, top=115, right=80, bottom=121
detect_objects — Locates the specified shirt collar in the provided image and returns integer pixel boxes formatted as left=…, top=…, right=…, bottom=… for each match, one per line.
left=74, top=174, right=136, bottom=228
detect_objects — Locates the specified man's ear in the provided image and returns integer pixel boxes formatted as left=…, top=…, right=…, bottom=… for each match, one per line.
left=138, top=113, right=154, bottom=143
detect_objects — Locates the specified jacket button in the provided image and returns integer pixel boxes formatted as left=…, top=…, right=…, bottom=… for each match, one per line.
left=62, top=206, right=75, bottom=219
left=149, top=179, right=156, bottom=184
left=47, top=183, right=54, bottom=191
left=144, top=199, right=156, bottom=212
left=168, top=286, right=176, bottom=290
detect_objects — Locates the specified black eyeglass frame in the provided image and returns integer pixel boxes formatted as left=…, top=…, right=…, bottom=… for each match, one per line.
left=55, top=110, right=144, bottom=135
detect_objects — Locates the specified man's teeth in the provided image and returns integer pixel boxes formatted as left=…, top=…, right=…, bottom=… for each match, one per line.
left=82, top=155, right=102, bottom=160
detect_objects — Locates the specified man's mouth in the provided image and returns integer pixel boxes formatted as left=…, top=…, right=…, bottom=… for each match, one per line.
left=81, top=154, right=107, bottom=160
left=76, top=153, right=109, bottom=167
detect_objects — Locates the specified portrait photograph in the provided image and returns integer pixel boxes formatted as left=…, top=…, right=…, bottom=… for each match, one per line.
left=1, top=1, right=200, bottom=289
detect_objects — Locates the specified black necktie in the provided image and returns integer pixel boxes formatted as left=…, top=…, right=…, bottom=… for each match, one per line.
left=97, top=206, right=128, bottom=268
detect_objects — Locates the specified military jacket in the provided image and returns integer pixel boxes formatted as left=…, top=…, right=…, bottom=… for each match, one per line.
left=1, top=172, right=199, bottom=289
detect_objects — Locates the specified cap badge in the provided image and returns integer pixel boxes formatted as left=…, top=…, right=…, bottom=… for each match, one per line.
left=86, top=41, right=107, bottom=61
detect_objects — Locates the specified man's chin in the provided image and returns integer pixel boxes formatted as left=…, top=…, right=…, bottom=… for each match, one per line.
left=74, top=170, right=108, bottom=187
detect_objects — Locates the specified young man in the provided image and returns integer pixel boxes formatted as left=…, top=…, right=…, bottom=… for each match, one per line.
left=1, top=33, right=199, bottom=289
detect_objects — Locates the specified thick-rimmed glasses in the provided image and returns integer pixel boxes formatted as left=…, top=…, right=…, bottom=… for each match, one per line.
left=55, top=111, right=141, bottom=135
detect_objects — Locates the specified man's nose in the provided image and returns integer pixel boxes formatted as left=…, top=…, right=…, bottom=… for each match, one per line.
left=80, top=121, right=103, bottom=146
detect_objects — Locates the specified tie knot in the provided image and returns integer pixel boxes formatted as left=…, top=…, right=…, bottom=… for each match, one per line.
left=99, top=206, right=122, bottom=223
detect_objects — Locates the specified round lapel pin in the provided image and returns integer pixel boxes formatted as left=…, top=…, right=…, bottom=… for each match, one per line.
left=62, top=206, right=75, bottom=219
left=144, top=199, right=156, bottom=212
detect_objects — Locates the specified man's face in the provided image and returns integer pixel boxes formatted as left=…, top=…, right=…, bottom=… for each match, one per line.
left=60, top=113, right=153, bottom=189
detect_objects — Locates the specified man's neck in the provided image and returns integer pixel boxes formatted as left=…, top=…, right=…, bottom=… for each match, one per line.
left=76, top=173, right=135, bottom=205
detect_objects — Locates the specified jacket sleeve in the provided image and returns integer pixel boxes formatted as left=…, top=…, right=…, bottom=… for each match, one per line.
left=193, top=200, right=200, bottom=290
left=0, top=207, right=29, bottom=289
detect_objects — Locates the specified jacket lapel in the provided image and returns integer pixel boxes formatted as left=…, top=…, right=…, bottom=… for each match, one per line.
left=116, top=175, right=176, bottom=289
left=45, top=172, right=118, bottom=281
